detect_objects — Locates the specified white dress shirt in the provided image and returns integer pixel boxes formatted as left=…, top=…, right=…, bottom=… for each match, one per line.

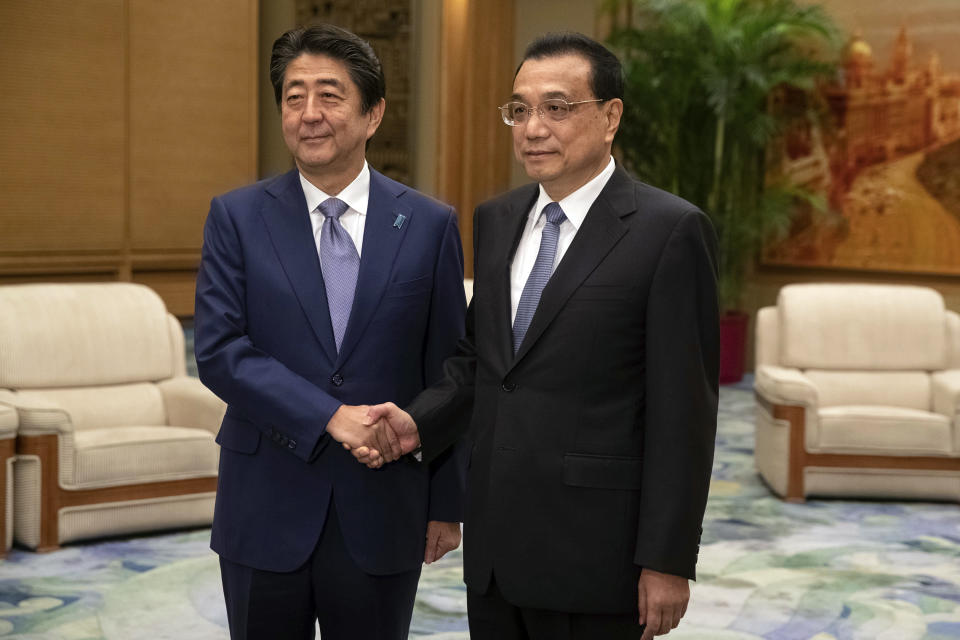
left=300, top=162, right=370, bottom=263
left=510, top=157, right=616, bottom=324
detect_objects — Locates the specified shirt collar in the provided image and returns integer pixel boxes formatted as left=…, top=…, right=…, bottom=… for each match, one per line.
left=300, top=161, right=370, bottom=216
left=531, top=156, right=616, bottom=229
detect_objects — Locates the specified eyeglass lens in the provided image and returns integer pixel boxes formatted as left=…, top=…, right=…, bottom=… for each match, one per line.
left=501, top=99, right=573, bottom=125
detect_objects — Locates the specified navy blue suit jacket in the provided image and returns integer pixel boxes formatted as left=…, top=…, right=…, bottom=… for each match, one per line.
left=195, top=168, right=467, bottom=575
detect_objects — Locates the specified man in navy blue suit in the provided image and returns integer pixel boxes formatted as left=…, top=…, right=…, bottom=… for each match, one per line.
left=194, top=24, right=467, bottom=640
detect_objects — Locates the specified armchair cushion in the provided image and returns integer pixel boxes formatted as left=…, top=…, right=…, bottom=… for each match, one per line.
left=817, top=406, right=952, bottom=456
left=71, top=426, right=217, bottom=488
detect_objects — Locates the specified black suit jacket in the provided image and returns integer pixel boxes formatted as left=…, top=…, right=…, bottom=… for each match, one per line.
left=407, top=167, right=719, bottom=614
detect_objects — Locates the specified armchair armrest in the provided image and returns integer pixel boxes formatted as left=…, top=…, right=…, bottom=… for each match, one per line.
left=932, top=370, right=960, bottom=454
left=157, top=377, right=226, bottom=434
left=932, top=370, right=960, bottom=418
left=754, top=365, right=819, bottom=408
left=0, top=393, right=74, bottom=436
left=0, top=389, right=15, bottom=409
left=0, top=402, right=16, bottom=439
left=0, top=405, right=20, bottom=440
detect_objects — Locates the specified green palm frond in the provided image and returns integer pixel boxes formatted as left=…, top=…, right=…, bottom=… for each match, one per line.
left=605, top=0, right=840, bottom=311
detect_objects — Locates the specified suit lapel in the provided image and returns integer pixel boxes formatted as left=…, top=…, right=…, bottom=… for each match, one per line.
left=335, top=169, right=411, bottom=366
left=491, top=186, right=538, bottom=372
left=509, top=167, right=636, bottom=369
left=260, top=170, right=338, bottom=363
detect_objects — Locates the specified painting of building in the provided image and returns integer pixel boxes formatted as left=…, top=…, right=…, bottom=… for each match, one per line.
left=763, top=5, right=960, bottom=275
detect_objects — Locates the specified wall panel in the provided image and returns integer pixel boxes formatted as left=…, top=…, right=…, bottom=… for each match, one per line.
left=0, top=1, right=258, bottom=316
left=438, top=0, right=515, bottom=276
left=128, top=0, right=258, bottom=252
left=0, top=1, right=126, bottom=254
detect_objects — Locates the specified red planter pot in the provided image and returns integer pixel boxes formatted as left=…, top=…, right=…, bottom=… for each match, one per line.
left=719, top=311, right=750, bottom=384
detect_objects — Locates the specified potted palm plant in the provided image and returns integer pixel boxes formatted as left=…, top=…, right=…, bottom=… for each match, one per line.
left=605, top=0, right=839, bottom=382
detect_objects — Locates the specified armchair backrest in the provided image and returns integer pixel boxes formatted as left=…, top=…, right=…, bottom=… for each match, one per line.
left=777, top=284, right=946, bottom=371
left=949, top=312, right=960, bottom=370
left=756, top=284, right=960, bottom=411
left=0, top=283, right=181, bottom=390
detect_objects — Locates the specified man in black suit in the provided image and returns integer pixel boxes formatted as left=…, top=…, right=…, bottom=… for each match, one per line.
left=356, top=32, right=719, bottom=639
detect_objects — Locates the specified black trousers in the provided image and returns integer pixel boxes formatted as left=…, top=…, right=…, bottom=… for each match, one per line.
left=219, top=503, right=421, bottom=640
left=468, top=576, right=645, bottom=640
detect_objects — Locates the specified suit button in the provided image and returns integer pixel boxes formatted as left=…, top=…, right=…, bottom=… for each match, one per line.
left=331, top=374, right=344, bottom=386
left=288, top=439, right=297, bottom=449
left=501, top=381, right=516, bottom=392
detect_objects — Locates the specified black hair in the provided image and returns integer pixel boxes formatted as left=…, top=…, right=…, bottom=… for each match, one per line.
left=519, top=32, right=624, bottom=101
left=270, top=24, right=385, bottom=113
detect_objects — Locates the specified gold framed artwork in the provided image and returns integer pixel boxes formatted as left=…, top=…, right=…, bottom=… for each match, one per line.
left=762, top=0, right=960, bottom=275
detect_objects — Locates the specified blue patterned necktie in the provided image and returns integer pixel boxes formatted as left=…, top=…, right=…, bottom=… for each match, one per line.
left=512, top=202, right=567, bottom=354
left=318, top=197, right=359, bottom=352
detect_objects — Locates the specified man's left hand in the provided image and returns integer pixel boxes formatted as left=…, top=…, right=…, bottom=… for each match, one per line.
left=638, top=568, right=689, bottom=639
left=424, top=521, right=461, bottom=564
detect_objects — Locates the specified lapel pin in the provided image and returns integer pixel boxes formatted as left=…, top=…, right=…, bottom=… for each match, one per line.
left=393, top=214, right=406, bottom=230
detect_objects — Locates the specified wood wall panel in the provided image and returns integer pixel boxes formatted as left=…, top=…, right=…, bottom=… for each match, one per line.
left=0, top=2, right=258, bottom=315
left=0, top=1, right=126, bottom=253
left=438, top=0, right=515, bottom=277
left=128, top=0, right=258, bottom=252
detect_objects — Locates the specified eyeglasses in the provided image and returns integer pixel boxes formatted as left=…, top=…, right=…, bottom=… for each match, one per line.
left=498, top=98, right=606, bottom=126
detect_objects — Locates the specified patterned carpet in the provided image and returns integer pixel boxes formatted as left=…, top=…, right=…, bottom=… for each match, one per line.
left=2, top=381, right=960, bottom=639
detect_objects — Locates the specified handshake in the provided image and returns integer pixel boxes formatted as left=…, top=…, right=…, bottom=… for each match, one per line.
left=325, top=402, right=420, bottom=468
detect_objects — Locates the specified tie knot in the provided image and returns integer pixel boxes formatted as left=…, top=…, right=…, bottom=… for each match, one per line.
left=319, top=197, right=349, bottom=220
left=542, top=202, right=566, bottom=226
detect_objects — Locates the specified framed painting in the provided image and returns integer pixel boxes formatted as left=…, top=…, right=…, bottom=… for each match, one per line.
left=762, top=0, right=960, bottom=275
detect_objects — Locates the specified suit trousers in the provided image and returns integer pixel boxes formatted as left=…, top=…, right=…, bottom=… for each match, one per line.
left=467, top=576, right=645, bottom=640
left=219, top=500, right=422, bottom=640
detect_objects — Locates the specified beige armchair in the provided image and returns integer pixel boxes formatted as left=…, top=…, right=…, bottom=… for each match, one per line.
left=0, top=283, right=225, bottom=550
left=754, top=283, right=960, bottom=501
left=0, top=399, right=15, bottom=556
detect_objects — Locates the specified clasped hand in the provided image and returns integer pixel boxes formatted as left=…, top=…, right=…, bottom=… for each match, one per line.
left=325, top=403, right=420, bottom=468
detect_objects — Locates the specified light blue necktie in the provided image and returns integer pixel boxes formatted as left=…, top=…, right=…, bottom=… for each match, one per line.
left=318, top=197, right=359, bottom=352
left=512, top=202, right=567, bottom=354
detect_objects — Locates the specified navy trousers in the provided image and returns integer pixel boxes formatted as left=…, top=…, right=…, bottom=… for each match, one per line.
left=219, top=502, right=421, bottom=640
